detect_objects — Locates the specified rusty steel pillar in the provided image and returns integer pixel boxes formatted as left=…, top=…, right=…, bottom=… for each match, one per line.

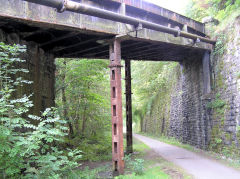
left=109, top=39, right=124, bottom=175
left=125, top=59, right=133, bottom=154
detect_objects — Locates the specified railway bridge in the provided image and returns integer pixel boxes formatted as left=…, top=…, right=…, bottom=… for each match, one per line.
left=0, top=0, right=216, bottom=174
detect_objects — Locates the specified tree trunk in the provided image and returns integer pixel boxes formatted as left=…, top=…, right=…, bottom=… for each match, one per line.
left=62, top=60, right=74, bottom=137
left=81, top=105, right=87, bottom=136
left=140, top=118, right=143, bottom=132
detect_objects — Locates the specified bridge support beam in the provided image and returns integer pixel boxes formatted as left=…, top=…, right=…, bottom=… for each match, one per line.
left=202, top=51, right=211, bottom=94
left=109, top=39, right=124, bottom=175
left=125, top=59, right=133, bottom=154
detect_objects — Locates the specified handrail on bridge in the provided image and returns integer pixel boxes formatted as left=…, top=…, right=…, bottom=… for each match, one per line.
left=22, top=0, right=216, bottom=45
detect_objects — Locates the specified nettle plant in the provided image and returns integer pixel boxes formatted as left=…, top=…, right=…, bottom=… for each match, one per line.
left=0, top=42, right=81, bottom=178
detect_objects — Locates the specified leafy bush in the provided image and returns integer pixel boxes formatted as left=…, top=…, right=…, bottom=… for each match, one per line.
left=186, top=0, right=240, bottom=21
left=66, top=133, right=112, bottom=161
left=207, top=93, right=226, bottom=109
left=0, top=42, right=81, bottom=178
left=213, top=33, right=226, bottom=57
left=131, top=159, right=144, bottom=175
left=55, top=58, right=112, bottom=162
left=124, top=154, right=144, bottom=175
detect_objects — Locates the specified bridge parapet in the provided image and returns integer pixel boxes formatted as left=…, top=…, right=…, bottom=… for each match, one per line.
left=0, top=0, right=213, bottom=61
left=111, top=0, right=205, bottom=35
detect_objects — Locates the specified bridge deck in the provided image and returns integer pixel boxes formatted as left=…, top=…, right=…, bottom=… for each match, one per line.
left=0, top=0, right=212, bottom=61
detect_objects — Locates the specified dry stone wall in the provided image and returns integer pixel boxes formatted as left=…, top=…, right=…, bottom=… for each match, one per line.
left=210, top=17, right=240, bottom=151
left=141, top=16, right=240, bottom=152
left=168, top=56, right=211, bottom=149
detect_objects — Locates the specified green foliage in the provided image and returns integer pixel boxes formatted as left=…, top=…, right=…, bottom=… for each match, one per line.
left=213, top=33, right=226, bottom=57
left=0, top=42, right=29, bottom=178
left=209, top=126, right=223, bottom=152
left=0, top=42, right=81, bottom=178
left=132, top=139, right=150, bottom=153
left=185, top=0, right=240, bottom=21
left=215, top=137, right=223, bottom=144
left=185, top=0, right=208, bottom=21
left=117, top=166, right=169, bottom=179
left=207, top=94, right=230, bottom=155
left=131, top=159, right=145, bottom=175
left=237, top=72, right=240, bottom=79
left=55, top=58, right=112, bottom=161
left=67, top=133, right=112, bottom=161
left=67, top=166, right=108, bottom=179
left=22, top=109, right=81, bottom=178
left=207, top=93, right=226, bottom=109
left=118, top=139, right=172, bottom=179
left=124, top=154, right=144, bottom=176
left=131, top=61, right=178, bottom=131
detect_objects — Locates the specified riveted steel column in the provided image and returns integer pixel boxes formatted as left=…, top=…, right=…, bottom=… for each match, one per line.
left=125, top=59, right=133, bottom=154
left=109, top=39, right=124, bottom=175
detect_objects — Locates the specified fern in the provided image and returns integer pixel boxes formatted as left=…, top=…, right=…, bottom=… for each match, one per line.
left=0, top=42, right=81, bottom=178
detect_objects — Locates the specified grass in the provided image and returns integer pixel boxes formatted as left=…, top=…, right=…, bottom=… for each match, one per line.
left=138, top=132, right=240, bottom=170
left=116, top=137, right=192, bottom=179
left=66, top=165, right=109, bottom=179
left=133, top=137, right=150, bottom=152
left=237, top=72, right=240, bottom=79
left=116, top=167, right=169, bottom=179
left=138, top=132, right=195, bottom=152
left=116, top=139, right=170, bottom=179
left=69, top=134, right=193, bottom=179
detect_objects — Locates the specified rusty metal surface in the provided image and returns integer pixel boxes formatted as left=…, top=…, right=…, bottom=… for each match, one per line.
left=125, top=59, right=133, bottom=154
left=109, top=39, right=124, bottom=175
left=32, top=0, right=213, bottom=44
left=0, top=0, right=213, bottom=61
left=0, top=0, right=213, bottom=51
left=103, top=0, right=205, bottom=34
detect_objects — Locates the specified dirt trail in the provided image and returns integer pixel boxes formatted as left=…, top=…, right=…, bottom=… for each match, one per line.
left=134, top=134, right=240, bottom=179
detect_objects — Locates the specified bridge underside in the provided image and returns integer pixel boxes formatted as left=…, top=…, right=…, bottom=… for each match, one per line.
left=0, top=0, right=214, bottom=175
left=0, top=18, right=206, bottom=62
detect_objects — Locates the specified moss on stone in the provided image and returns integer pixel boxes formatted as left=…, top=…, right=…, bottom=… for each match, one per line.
left=237, top=72, right=240, bottom=79
left=209, top=125, right=223, bottom=152
left=225, top=133, right=232, bottom=141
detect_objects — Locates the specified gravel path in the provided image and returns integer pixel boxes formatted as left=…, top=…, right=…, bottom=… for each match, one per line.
left=134, top=134, right=240, bottom=179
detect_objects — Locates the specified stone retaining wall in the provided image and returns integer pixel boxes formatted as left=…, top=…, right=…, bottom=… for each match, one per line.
left=142, top=17, right=240, bottom=151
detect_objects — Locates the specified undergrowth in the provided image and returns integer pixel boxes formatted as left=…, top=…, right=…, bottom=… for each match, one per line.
left=65, top=133, right=112, bottom=161
left=67, top=166, right=108, bottom=179
left=116, top=139, right=170, bottom=179
left=0, top=42, right=81, bottom=178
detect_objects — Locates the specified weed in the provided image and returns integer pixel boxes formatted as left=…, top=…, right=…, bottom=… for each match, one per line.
left=215, top=138, right=223, bottom=144
left=131, top=159, right=145, bottom=175
left=68, top=166, right=108, bottom=179
left=237, top=72, right=240, bottom=79
left=213, top=33, right=226, bottom=57
left=116, top=166, right=169, bottom=179
left=124, top=154, right=144, bottom=176
left=207, top=93, right=226, bottom=109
